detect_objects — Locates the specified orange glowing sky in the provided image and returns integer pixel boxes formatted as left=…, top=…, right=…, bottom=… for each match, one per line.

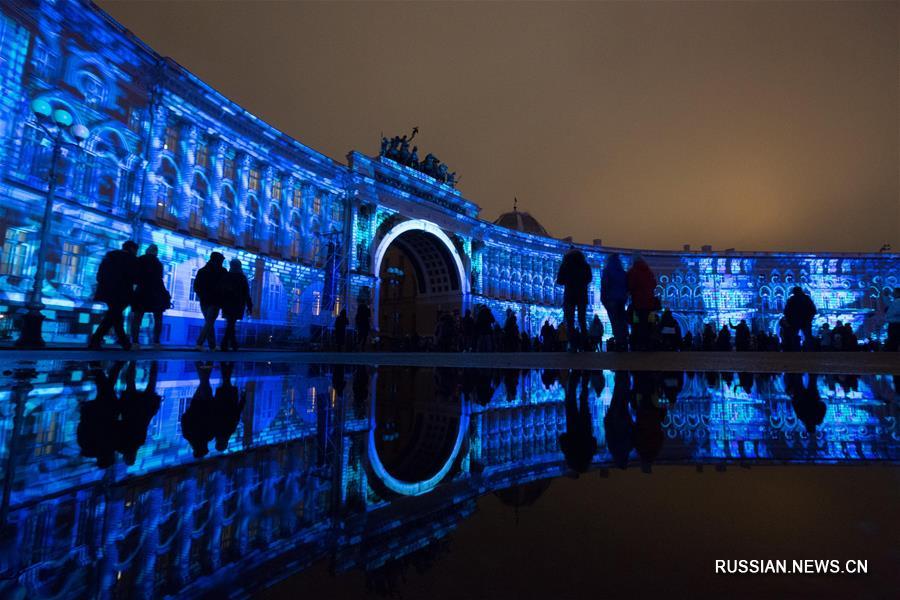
left=98, top=0, right=899, bottom=253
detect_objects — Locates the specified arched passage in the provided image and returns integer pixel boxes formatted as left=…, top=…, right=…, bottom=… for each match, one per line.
left=372, top=219, right=469, bottom=341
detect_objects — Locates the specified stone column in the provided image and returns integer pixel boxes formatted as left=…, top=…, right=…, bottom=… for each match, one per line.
left=176, top=124, right=197, bottom=230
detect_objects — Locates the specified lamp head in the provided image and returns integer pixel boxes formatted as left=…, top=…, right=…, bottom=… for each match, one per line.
left=70, top=124, right=89, bottom=141
left=30, top=98, right=52, bottom=119
left=51, top=109, right=73, bottom=128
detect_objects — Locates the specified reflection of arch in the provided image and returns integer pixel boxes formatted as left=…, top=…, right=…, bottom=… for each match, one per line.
left=366, top=371, right=470, bottom=497
left=371, top=219, right=471, bottom=331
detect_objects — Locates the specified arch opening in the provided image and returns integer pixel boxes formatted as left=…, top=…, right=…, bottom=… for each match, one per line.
left=372, top=220, right=469, bottom=344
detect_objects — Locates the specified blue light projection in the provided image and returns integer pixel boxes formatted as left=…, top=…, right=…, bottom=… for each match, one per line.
left=0, top=360, right=896, bottom=598
left=0, top=0, right=897, bottom=347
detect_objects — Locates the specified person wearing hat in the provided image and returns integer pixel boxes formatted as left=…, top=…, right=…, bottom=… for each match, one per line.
left=193, top=252, right=227, bottom=350
left=88, top=240, right=139, bottom=350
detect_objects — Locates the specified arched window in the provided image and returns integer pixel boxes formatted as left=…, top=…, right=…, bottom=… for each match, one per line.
left=245, top=195, right=260, bottom=246
left=218, top=185, right=236, bottom=241
left=268, top=204, right=281, bottom=253
left=290, top=212, right=302, bottom=258
left=190, top=173, right=208, bottom=230
left=156, top=157, right=178, bottom=220
left=90, top=129, right=129, bottom=211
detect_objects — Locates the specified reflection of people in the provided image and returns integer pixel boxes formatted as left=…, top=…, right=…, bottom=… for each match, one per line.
left=79, top=361, right=125, bottom=468
left=604, top=371, right=634, bottom=469
left=632, top=372, right=666, bottom=472
left=559, top=371, right=597, bottom=473
left=786, top=373, right=826, bottom=435
left=118, top=361, right=162, bottom=465
left=181, top=362, right=216, bottom=457
left=213, top=362, right=246, bottom=451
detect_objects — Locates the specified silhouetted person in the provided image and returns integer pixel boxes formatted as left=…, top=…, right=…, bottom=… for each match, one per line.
left=88, top=241, right=138, bottom=350
left=213, top=362, right=246, bottom=451
left=540, top=319, right=557, bottom=352
left=556, top=249, right=593, bottom=351
left=475, top=305, right=495, bottom=352
left=884, top=288, right=900, bottom=351
left=502, top=309, right=519, bottom=351
left=588, top=314, right=604, bottom=351
left=559, top=371, right=597, bottom=473
left=626, top=255, right=657, bottom=351
left=474, top=368, right=496, bottom=405
left=786, top=373, right=826, bottom=435
left=118, top=361, right=161, bottom=465
left=818, top=323, right=833, bottom=350
left=658, top=309, right=681, bottom=351
left=604, top=371, right=634, bottom=469
left=682, top=331, right=694, bottom=351
left=352, top=365, right=369, bottom=415
left=783, top=287, right=817, bottom=351
left=129, top=244, right=170, bottom=348
left=461, top=309, right=475, bottom=351
left=520, top=330, right=532, bottom=351
left=355, top=301, right=371, bottom=350
left=193, top=252, right=227, bottom=351
left=79, top=361, right=125, bottom=468
left=701, top=323, right=717, bottom=351
left=220, top=258, right=253, bottom=351
left=601, top=253, right=629, bottom=351
left=715, top=324, right=731, bottom=351
left=436, top=311, right=457, bottom=351
left=728, top=319, right=750, bottom=351
left=334, top=309, right=349, bottom=351
left=181, top=362, right=216, bottom=457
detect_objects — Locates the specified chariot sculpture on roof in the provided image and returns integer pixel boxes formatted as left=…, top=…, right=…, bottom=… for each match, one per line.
left=379, top=127, right=458, bottom=187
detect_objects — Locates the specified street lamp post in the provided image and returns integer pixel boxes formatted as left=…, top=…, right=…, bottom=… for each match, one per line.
left=15, top=99, right=89, bottom=348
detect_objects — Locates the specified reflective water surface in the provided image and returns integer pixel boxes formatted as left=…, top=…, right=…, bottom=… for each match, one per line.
left=0, top=361, right=897, bottom=598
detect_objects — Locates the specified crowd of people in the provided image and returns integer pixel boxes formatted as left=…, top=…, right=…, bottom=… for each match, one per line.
left=87, top=243, right=900, bottom=352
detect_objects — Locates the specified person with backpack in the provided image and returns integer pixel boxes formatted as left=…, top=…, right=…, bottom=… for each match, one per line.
left=220, top=258, right=253, bottom=351
left=783, top=287, right=817, bottom=351
left=130, top=244, right=171, bottom=348
left=193, top=252, right=228, bottom=351
left=88, top=240, right=138, bottom=350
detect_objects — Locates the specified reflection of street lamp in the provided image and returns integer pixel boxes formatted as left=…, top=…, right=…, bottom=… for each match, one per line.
left=15, top=99, right=89, bottom=348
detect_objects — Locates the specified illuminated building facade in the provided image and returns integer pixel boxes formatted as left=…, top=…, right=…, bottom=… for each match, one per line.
left=0, top=0, right=897, bottom=346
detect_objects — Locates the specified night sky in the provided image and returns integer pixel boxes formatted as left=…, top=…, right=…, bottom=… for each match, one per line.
left=97, top=1, right=899, bottom=253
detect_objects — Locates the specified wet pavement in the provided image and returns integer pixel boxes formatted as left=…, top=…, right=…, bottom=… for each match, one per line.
left=0, top=360, right=896, bottom=598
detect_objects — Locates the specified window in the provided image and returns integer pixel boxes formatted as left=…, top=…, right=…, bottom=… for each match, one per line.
left=164, top=125, right=179, bottom=153
left=248, top=168, right=260, bottom=192
left=190, top=174, right=208, bottom=230
left=188, top=267, right=200, bottom=302
left=312, top=291, right=321, bottom=316
left=269, top=204, right=281, bottom=251
left=156, top=158, right=177, bottom=220
left=58, top=241, right=82, bottom=286
left=0, top=228, right=30, bottom=276
left=271, top=179, right=281, bottom=202
left=195, top=142, right=208, bottom=170
left=289, top=213, right=302, bottom=258
left=219, top=186, right=235, bottom=240
left=331, top=201, right=343, bottom=223
left=223, top=156, right=235, bottom=180
left=292, top=187, right=303, bottom=210
left=245, top=196, right=259, bottom=241
left=312, top=194, right=321, bottom=215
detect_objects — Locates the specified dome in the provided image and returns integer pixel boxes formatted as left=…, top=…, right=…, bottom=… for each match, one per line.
left=493, top=210, right=549, bottom=237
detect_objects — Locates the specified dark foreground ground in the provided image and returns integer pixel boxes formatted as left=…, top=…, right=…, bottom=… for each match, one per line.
left=0, top=347, right=897, bottom=374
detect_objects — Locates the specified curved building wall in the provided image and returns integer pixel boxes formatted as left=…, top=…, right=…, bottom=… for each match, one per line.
left=0, top=0, right=896, bottom=345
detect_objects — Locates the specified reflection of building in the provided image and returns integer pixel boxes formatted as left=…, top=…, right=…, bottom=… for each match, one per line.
left=0, top=363, right=897, bottom=597
left=0, top=0, right=898, bottom=346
